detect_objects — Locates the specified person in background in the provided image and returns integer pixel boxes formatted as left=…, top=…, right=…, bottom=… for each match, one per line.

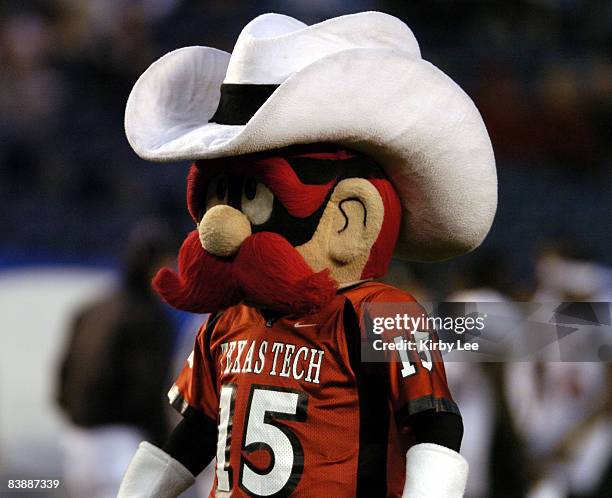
left=509, top=241, right=612, bottom=498
left=445, top=251, right=529, bottom=498
left=57, top=221, right=177, bottom=498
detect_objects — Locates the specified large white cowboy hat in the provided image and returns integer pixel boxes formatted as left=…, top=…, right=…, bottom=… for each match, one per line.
left=125, top=11, right=497, bottom=262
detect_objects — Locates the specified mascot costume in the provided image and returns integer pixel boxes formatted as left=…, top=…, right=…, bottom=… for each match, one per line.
left=118, top=11, right=496, bottom=498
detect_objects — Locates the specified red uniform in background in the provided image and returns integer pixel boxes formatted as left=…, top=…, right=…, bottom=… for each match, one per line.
left=170, top=282, right=457, bottom=498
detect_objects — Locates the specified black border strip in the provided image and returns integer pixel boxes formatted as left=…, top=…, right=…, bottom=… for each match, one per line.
left=169, top=392, right=198, bottom=417
left=395, top=395, right=461, bottom=429
left=343, top=298, right=389, bottom=498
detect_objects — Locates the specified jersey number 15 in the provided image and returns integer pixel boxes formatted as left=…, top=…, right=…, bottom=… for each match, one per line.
left=216, top=384, right=308, bottom=497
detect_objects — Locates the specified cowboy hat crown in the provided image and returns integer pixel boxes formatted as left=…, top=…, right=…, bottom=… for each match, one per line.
left=125, top=11, right=497, bottom=262
left=222, top=12, right=420, bottom=84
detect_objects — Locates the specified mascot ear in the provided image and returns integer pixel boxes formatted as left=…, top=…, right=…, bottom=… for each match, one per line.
left=327, top=179, right=384, bottom=264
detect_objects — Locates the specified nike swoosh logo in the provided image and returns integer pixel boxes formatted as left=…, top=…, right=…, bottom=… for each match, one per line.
left=294, top=322, right=318, bottom=328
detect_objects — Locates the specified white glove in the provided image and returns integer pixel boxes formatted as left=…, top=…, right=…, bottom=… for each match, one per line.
left=117, top=442, right=195, bottom=498
left=402, top=443, right=469, bottom=498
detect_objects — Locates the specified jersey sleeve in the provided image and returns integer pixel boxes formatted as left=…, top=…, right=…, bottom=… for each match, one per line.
left=358, top=287, right=460, bottom=427
left=168, top=314, right=220, bottom=421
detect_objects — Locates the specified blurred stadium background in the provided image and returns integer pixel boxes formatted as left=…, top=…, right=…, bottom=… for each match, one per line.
left=0, top=1, right=610, bottom=497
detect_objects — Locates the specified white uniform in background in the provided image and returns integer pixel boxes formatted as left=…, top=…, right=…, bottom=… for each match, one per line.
left=62, top=425, right=144, bottom=498
left=507, top=360, right=612, bottom=498
left=511, top=258, right=612, bottom=498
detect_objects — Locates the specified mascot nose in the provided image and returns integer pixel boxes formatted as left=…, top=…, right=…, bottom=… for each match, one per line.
left=199, top=205, right=252, bottom=257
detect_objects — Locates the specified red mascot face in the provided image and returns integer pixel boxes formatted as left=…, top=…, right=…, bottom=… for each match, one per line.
left=154, top=144, right=401, bottom=315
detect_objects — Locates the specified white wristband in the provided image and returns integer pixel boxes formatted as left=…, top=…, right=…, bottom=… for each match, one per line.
left=117, top=442, right=195, bottom=498
left=403, top=443, right=469, bottom=498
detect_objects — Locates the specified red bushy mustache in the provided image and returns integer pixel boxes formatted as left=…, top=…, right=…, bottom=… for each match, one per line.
left=153, top=230, right=337, bottom=315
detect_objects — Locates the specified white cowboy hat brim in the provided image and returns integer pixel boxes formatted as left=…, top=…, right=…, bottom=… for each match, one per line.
left=126, top=46, right=496, bottom=262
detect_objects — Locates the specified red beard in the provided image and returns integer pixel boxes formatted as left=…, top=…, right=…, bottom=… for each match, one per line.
left=153, top=230, right=337, bottom=315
